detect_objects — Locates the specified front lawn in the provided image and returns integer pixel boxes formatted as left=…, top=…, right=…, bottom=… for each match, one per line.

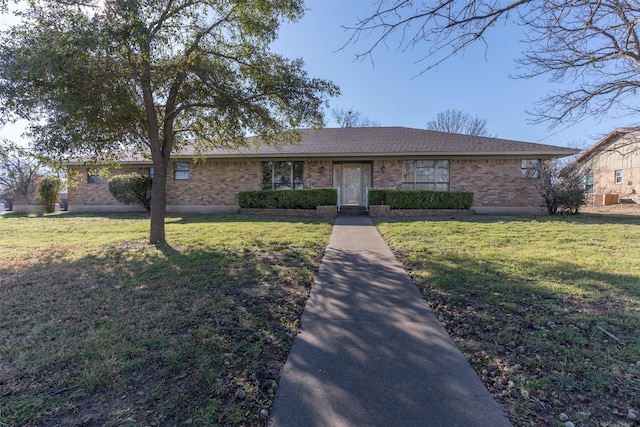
left=375, top=212, right=640, bottom=426
left=0, top=213, right=332, bottom=426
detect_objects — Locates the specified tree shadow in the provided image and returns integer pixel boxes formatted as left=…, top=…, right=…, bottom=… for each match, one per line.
left=270, top=248, right=511, bottom=427
left=0, top=237, right=318, bottom=425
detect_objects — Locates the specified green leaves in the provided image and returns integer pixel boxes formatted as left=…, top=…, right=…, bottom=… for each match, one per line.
left=238, top=189, right=338, bottom=209
left=107, top=173, right=152, bottom=212
left=37, top=176, right=61, bottom=212
left=368, top=189, right=474, bottom=209
left=1, top=0, right=338, bottom=155
left=1, top=0, right=338, bottom=242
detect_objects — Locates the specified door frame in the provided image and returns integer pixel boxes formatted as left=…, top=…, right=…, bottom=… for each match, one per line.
left=333, top=162, right=372, bottom=207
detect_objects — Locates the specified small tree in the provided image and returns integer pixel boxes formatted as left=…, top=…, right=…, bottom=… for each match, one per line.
left=108, top=173, right=152, bottom=213
left=528, top=160, right=584, bottom=215
left=38, top=177, right=61, bottom=213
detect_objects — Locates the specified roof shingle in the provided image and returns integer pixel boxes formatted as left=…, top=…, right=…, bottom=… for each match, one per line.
left=186, top=127, right=579, bottom=158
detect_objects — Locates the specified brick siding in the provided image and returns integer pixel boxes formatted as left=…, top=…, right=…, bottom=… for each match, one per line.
left=368, top=158, right=542, bottom=208
left=68, top=157, right=547, bottom=213
left=450, top=159, right=541, bottom=207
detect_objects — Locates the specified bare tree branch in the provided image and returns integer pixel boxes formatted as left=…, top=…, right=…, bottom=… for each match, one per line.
left=347, top=0, right=640, bottom=127
left=426, top=109, right=490, bottom=136
left=331, top=106, right=381, bottom=127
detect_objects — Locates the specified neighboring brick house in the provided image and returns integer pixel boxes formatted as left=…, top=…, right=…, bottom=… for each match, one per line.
left=570, top=127, right=640, bottom=205
left=66, top=127, right=579, bottom=214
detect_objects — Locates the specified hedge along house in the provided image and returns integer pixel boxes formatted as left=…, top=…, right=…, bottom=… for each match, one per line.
left=66, top=127, right=579, bottom=215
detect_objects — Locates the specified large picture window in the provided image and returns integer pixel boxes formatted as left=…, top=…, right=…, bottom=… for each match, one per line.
left=402, top=160, right=449, bottom=191
left=262, top=161, right=304, bottom=190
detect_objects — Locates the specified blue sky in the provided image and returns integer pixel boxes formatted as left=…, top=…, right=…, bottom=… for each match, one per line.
left=0, top=0, right=633, bottom=148
left=272, top=0, right=632, bottom=148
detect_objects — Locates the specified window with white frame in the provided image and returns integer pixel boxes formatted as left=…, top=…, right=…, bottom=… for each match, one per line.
left=615, top=169, right=623, bottom=184
left=521, top=159, right=541, bottom=178
left=402, top=160, right=449, bottom=191
left=262, top=161, right=304, bottom=190
left=174, top=162, right=190, bottom=180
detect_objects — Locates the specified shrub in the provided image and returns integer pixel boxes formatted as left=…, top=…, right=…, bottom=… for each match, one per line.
left=238, top=189, right=338, bottom=209
left=368, top=189, right=473, bottom=209
left=38, top=177, right=62, bottom=213
left=530, top=160, right=585, bottom=215
left=108, top=173, right=152, bottom=212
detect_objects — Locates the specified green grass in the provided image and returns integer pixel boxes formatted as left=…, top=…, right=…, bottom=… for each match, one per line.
left=375, top=213, right=640, bottom=426
left=0, top=213, right=332, bottom=426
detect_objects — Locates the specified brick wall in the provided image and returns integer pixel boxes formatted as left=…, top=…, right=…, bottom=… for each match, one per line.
left=372, top=159, right=401, bottom=188
left=68, top=166, right=149, bottom=210
left=451, top=159, right=541, bottom=207
left=305, top=160, right=333, bottom=188
left=370, top=158, right=543, bottom=208
left=68, top=157, right=547, bottom=213
left=166, top=160, right=261, bottom=206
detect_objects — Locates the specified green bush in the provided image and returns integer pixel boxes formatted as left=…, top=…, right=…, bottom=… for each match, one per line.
left=38, top=177, right=62, bottom=213
left=368, top=189, right=473, bottom=209
left=108, top=173, right=152, bottom=212
left=238, top=189, right=338, bottom=209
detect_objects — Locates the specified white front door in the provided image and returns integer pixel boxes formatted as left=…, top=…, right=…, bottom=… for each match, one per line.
left=334, top=164, right=371, bottom=206
left=343, top=165, right=362, bottom=205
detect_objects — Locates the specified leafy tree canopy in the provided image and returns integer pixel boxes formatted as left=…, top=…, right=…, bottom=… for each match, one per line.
left=0, top=0, right=339, bottom=242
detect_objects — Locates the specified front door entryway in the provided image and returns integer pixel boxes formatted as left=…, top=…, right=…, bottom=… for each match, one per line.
left=333, top=163, right=371, bottom=207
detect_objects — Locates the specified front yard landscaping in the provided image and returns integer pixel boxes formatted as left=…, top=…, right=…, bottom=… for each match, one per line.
left=0, top=214, right=332, bottom=426
left=376, top=207, right=640, bottom=426
left=1, top=207, right=639, bottom=426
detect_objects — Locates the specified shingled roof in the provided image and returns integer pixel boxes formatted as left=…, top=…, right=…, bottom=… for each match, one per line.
left=175, top=127, right=579, bottom=159
left=67, top=127, right=579, bottom=165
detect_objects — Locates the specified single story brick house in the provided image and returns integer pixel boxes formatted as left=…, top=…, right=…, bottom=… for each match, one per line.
left=569, top=127, right=640, bottom=205
left=66, top=127, right=579, bottom=214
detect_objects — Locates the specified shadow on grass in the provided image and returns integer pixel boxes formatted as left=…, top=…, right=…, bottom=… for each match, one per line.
left=401, top=248, right=640, bottom=423
left=414, top=250, right=640, bottom=313
left=0, top=237, right=319, bottom=426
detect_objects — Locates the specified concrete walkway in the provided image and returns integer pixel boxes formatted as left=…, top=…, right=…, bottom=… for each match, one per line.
left=267, top=216, right=512, bottom=427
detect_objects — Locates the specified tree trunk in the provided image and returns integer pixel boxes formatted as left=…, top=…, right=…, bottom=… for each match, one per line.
left=149, top=159, right=168, bottom=244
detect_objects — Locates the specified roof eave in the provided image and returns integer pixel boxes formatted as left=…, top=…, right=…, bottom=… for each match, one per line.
left=573, top=127, right=640, bottom=163
left=65, top=149, right=580, bottom=165
left=194, top=150, right=580, bottom=159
